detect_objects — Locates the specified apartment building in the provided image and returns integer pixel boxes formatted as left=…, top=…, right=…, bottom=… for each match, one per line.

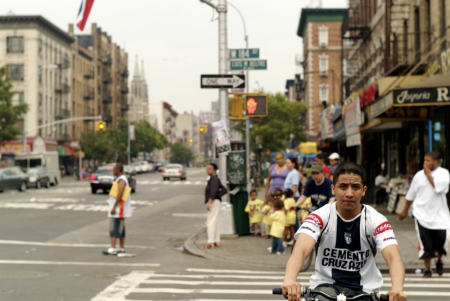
left=297, top=8, right=347, bottom=139
left=0, top=15, right=73, bottom=142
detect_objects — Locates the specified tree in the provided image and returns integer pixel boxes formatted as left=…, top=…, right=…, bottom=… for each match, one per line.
left=80, top=130, right=116, bottom=162
left=170, top=142, right=193, bottom=166
left=130, top=120, right=167, bottom=158
left=0, top=67, right=28, bottom=141
left=232, top=92, right=307, bottom=153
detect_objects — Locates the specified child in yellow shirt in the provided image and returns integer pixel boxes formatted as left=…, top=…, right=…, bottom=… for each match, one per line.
left=283, top=188, right=296, bottom=245
left=269, top=199, right=286, bottom=254
left=261, top=198, right=273, bottom=239
left=244, top=189, right=264, bottom=236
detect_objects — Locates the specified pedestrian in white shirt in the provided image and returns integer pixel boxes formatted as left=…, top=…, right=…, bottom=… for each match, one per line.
left=399, top=152, right=450, bottom=278
left=374, top=169, right=388, bottom=205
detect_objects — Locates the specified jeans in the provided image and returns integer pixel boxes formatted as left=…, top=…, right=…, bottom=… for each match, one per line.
left=272, top=237, right=284, bottom=254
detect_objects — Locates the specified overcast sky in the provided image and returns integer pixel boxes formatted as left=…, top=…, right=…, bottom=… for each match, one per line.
left=3, top=0, right=347, bottom=114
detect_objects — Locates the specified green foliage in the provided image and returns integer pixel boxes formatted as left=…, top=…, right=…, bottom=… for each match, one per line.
left=0, top=67, right=28, bottom=142
left=232, top=92, right=307, bottom=153
left=170, top=142, right=193, bottom=165
left=81, top=118, right=167, bottom=162
left=130, top=120, right=167, bottom=158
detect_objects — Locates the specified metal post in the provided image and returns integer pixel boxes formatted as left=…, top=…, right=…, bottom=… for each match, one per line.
left=79, top=151, right=82, bottom=181
left=23, top=118, right=27, bottom=154
left=218, top=0, right=228, bottom=185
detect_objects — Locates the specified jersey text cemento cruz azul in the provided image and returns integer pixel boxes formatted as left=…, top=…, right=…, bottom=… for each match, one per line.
left=295, top=203, right=397, bottom=293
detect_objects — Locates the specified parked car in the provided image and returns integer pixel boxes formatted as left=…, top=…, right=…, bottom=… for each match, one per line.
left=90, top=165, right=136, bottom=194
left=138, top=161, right=151, bottom=173
left=124, top=164, right=137, bottom=175
left=162, top=164, right=186, bottom=181
left=0, top=167, right=29, bottom=192
left=154, top=162, right=166, bottom=172
left=131, top=162, right=143, bottom=174
left=26, top=167, right=50, bottom=189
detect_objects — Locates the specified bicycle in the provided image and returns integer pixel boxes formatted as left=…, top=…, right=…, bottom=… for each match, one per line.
left=272, top=287, right=390, bottom=301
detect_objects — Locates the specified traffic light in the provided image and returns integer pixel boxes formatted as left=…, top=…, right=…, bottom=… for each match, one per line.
left=231, top=96, right=243, bottom=118
left=199, top=125, right=207, bottom=134
left=245, top=95, right=267, bottom=117
left=96, top=121, right=106, bottom=131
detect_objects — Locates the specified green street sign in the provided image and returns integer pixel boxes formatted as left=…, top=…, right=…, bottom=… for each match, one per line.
left=229, top=48, right=260, bottom=59
left=230, top=59, right=267, bottom=71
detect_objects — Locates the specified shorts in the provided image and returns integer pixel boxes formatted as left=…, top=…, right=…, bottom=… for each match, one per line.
left=110, top=218, right=126, bottom=238
left=415, top=219, right=447, bottom=259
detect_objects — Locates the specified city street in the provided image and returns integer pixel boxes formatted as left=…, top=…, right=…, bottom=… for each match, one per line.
left=0, top=168, right=446, bottom=300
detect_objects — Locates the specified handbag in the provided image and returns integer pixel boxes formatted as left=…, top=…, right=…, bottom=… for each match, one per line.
left=109, top=182, right=131, bottom=202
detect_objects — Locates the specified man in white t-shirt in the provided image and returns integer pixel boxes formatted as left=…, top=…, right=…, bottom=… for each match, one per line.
left=374, top=169, right=388, bottom=205
left=283, top=162, right=406, bottom=301
left=399, top=152, right=450, bottom=278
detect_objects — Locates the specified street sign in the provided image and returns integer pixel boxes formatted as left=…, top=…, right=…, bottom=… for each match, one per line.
left=200, top=74, right=245, bottom=89
left=230, top=59, right=267, bottom=71
left=229, top=48, right=260, bottom=59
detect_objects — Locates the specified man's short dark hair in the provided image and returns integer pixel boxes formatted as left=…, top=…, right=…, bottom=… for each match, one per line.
left=333, top=162, right=366, bottom=186
left=316, top=153, right=326, bottom=160
left=209, top=163, right=218, bottom=171
left=115, top=163, right=124, bottom=173
left=425, top=151, right=441, bottom=161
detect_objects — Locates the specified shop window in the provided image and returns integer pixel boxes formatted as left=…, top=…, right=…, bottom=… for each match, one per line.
left=7, top=64, right=24, bottom=81
left=6, top=36, right=24, bottom=53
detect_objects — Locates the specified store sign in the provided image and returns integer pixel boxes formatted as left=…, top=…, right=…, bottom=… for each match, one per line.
left=360, top=84, right=378, bottom=108
left=344, top=95, right=363, bottom=147
left=319, top=106, right=336, bottom=140
left=393, top=87, right=450, bottom=105
left=368, top=92, right=393, bottom=120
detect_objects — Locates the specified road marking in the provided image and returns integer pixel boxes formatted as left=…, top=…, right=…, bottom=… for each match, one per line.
left=0, top=239, right=152, bottom=249
left=149, top=273, right=306, bottom=280
left=132, top=288, right=270, bottom=294
left=172, top=213, right=207, bottom=218
left=92, top=270, right=154, bottom=301
left=0, top=260, right=159, bottom=267
left=186, top=268, right=285, bottom=275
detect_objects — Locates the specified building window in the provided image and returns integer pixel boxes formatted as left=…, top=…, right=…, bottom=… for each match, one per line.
left=38, top=65, right=43, bottom=84
left=14, top=91, right=25, bottom=105
left=7, top=64, right=24, bottom=81
left=6, top=36, right=24, bottom=53
left=38, top=38, right=43, bottom=57
left=319, top=84, right=329, bottom=103
left=318, top=26, right=328, bottom=48
left=319, top=55, right=328, bottom=76
left=343, top=58, right=350, bottom=77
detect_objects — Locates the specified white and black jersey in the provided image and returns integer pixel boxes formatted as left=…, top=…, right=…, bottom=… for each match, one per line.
left=296, top=203, right=398, bottom=293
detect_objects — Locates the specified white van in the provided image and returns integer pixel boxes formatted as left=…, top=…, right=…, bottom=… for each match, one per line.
left=15, top=151, right=60, bottom=185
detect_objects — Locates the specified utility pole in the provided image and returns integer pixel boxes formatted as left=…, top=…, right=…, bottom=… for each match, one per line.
left=200, top=0, right=229, bottom=185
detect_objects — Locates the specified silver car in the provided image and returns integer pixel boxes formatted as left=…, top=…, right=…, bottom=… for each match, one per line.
left=162, top=164, right=186, bottom=181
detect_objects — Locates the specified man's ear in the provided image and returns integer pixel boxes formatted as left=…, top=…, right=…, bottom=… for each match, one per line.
left=331, top=184, right=335, bottom=195
left=362, top=185, right=368, bottom=196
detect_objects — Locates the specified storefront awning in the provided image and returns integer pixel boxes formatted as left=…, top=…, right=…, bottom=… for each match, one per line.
left=392, top=74, right=450, bottom=106
left=360, top=118, right=425, bottom=132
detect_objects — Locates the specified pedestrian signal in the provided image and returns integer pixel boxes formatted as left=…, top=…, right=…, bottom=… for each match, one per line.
left=245, top=95, right=267, bottom=117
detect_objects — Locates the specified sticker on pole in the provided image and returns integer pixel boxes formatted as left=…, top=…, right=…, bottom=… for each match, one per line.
left=212, top=120, right=231, bottom=155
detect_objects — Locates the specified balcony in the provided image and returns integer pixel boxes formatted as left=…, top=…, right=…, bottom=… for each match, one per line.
left=102, top=75, right=112, bottom=84
left=83, top=91, right=94, bottom=100
left=102, top=56, right=112, bottom=66
left=56, top=108, right=70, bottom=119
left=55, top=83, right=70, bottom=94
left=58, top=58, right=70, bottom=69
left=121, top=87, right=129, bottom=94
left=121, top=69, right=129, bottom=77
left=121, top=104, right=129, bottom=112
left=84, top=70, right=94, bottom=79
left=102, top=96, right=112, bottom=104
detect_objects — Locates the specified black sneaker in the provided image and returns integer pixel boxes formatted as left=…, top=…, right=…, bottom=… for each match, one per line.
left=436, top=260, right=444, bottom=276
left=423, top=269, right=432, bottom=278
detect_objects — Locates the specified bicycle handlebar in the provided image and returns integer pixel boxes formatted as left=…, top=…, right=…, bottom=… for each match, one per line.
left=272, top=287, right=389, bottom=301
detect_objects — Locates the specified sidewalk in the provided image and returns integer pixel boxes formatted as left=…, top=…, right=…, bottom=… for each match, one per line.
left=184, top=204, right=449, bottom=273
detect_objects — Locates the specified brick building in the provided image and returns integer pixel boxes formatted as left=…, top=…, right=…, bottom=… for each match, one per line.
left=297, top=8, right=347, bottom=140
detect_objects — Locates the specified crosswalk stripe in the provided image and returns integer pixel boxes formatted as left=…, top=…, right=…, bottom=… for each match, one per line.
left=186, top=268, right=286, bottom=275
left=132, top=288, right=271, bottom=294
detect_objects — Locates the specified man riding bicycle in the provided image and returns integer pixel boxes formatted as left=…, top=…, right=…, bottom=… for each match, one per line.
left=282, top=163, right=407, bottom=301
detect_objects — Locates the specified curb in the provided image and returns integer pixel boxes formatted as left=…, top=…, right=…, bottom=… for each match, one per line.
left=183, top=228, right=207, bottom=258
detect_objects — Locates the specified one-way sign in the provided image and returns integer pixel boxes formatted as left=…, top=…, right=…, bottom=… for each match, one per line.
left=201, top=74, right=245, bottom=89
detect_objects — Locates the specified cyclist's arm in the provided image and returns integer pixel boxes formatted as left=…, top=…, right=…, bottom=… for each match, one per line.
left=282, top=233, right=315, bottom=300
left=382, top=244, right=407, bottom=300
left=294, top=195, right=306, bottom=207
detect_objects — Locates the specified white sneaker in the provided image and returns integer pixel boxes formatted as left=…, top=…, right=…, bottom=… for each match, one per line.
left=277, top=251, right=285, bottom=255
left=267, top=247, right=273, bottom=253
left=116, top=249, right=125, bottom=254
left=102, top=247, right=117, bottom=255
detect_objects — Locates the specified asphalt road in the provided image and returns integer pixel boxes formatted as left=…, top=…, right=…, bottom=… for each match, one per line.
left=0, top=168, right=448, bottom=301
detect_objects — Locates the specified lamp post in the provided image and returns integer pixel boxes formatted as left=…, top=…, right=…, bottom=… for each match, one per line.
left=199, top=0, right=229, bottom=186
left=228, top=2, right=251, bottom=193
